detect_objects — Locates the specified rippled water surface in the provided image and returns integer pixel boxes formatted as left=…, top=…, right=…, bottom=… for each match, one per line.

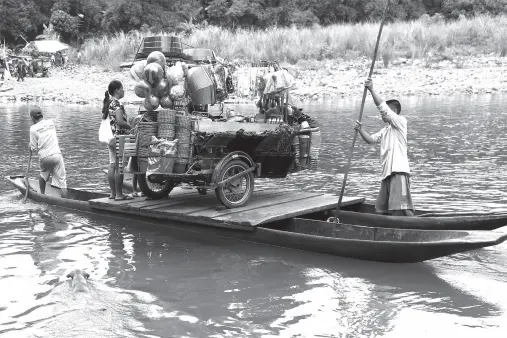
left=1, top=95, right=507, bottom=337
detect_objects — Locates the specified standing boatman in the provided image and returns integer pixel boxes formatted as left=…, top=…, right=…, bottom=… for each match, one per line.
left=29, top=107, right=68, bottom=198
left=354, top=78, right=414, bottom=216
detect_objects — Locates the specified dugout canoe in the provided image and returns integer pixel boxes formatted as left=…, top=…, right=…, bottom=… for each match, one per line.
left=5, top=174, right=507, bottom=263
left=330, top=202, right=507, bottom=231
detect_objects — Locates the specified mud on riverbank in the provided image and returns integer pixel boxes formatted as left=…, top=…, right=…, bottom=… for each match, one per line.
left=1, top=56, right=507, bottom=106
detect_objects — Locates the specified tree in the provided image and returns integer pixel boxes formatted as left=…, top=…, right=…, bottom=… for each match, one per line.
left=51, top=9, right=78, bottom=41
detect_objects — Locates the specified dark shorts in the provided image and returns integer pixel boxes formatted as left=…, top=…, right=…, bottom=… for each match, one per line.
left=375, top=173, right=414, bottom=214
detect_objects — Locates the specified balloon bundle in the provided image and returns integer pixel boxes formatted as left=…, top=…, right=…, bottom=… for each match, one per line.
left=130, top=51, right=189, bottom=111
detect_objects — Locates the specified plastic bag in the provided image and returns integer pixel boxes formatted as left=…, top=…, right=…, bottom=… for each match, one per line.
left=99, top=116, right=115, bottom=146
left=166, top=61, right=185, bottom=85
left=146, top=139, right=179, bottom=175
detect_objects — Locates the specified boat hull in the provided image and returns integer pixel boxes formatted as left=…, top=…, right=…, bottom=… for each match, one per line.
left=266, top=218, right=507, bottom=263
left=334, top=202, right=507, bottom=231
left=6, top=175, right=507, bottom=263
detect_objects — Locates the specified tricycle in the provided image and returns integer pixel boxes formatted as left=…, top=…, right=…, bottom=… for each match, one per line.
left=120, top=100, right=320, bottom=209
left=30, top=57, right=51, bottom=77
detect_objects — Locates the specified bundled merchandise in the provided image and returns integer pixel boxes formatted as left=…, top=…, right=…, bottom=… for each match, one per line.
left=157, top=109, right=177, bottom=140
left=175, top=114, right=192, bottom=160
left=263, top=69, right=295, bottom=95
left=309, top=130, right=321, bottom=170
left=146, top=138, right=179, bottom=175
left=298, top=135, right=310, bottom=168
left=137, top=122, right=158, bottom=158
left=130, top=51, right=188, bottom=112
left=289, top=135, right=301, bottom=173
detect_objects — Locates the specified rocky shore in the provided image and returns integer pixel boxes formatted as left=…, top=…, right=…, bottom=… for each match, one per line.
left=1, top=55, right=507, bottom=106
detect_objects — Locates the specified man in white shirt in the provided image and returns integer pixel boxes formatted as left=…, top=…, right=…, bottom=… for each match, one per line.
left=354, top=78, right=414, bottom=216
left=29, top=107, right=68, bottom=198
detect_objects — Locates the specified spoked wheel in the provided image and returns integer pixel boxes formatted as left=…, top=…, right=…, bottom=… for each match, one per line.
left=215, top=160, right=254, bottom=208
left=138, top=174, right=175, bottom=199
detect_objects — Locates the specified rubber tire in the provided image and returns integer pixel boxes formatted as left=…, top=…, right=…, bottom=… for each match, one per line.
left=138, top=174, right=175, bottom=200
left=215, top=160, right=254, bottom=209
left=197, top=188, right=207, bottom=195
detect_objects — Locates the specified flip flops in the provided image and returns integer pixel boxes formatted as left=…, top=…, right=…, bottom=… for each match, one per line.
left=115, top=195, right=134, bottom=201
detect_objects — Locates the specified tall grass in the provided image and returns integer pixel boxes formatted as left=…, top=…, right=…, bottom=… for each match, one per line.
left=76, top=15, right=507, bottom=70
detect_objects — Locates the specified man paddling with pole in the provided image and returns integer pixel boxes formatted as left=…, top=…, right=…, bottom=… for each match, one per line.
left=354, top=79, right=414, bottom=216
left=333, top=0, right=414, bottom=220
left=29, top=107, right=68, bottom=198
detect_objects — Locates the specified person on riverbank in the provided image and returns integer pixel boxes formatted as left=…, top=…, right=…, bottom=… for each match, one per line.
left=354, top=78, right=414, bottom=216
left=17, top=60, right=25, bottom=81
left=0, top=58, right=5, bottom=80
left=102, top=80, right=133, bottom=201
left=29, top=107, right=68, bottom=198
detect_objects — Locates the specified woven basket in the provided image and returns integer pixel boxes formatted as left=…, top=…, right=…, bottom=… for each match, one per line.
left=142, top=111, right=159, bottom=122
left=137, top=146, right=150, bottom=158
left=177, top=143, right=191, bottom=156
left=138, top=134, right=154, bottom=147
left=158, top=124, right=176, bottom=139
left=175, top=114, right=193, bottom=130
left=158, top=109, right=176, bottom=124
left=138, top=121, right=158, bottom=146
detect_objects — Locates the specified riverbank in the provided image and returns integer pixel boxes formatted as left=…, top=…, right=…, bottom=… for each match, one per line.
left=1, top=55, right=507, bottom=106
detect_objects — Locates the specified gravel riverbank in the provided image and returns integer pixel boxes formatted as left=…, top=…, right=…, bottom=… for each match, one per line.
left=1, top=56, right=507, bottom=106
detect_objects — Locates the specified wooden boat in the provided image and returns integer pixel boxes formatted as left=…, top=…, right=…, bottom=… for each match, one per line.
left=331, top=202, right=507, bottom=231
left=5, top=174, right=507, bottom=263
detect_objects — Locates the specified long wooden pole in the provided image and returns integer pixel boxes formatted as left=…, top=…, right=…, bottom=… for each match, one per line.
left=23, top=151, right=32, bottom=202
left=334, top=0, right=390, bottom=222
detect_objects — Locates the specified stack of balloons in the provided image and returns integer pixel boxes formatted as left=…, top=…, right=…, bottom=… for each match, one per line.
left=130, top=51, right=189, bottom=111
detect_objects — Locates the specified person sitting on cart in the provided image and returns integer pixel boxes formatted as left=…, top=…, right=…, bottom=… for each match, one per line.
left=354, top=77, right=414, bottom=217
left=291, top=105, right=319, bottom=128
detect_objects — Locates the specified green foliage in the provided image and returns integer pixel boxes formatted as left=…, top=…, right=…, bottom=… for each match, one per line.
left=441, top=0, right=507, bottom=19
left=2, top=0, right=507, bottom=48
left=51, top=9, right=78, bottom=39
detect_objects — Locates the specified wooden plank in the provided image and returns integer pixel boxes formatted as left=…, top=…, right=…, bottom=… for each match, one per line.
left=140, top=195, right=216, bottom=211
left=92, top=207, right=256, bottom=231
left=149, top=189, right=292, bottom=215
left=141, top=189, right=288, bottom=212
left=90, top=197, right=134, bottom=207
left=191, top=190, right=320, bottom=218
left=125, top=192, right=204, bottom=209
left=214, top=195, right=365, bottom=226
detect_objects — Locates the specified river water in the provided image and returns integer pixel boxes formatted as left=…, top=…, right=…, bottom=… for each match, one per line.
left=0, top=94, right=506, bottom=337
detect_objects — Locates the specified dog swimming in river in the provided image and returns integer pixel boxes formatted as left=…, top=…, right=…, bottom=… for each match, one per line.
left=66, top=269, right=90, bottom=292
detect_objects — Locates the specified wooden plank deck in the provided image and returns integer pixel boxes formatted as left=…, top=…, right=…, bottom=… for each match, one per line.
left=88, top=189, right=365, bottom=231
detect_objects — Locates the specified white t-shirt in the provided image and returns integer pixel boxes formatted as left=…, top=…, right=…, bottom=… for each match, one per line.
left=29, top=119, right=62, bottom=160
left=371, top=102, right=410, bottom=180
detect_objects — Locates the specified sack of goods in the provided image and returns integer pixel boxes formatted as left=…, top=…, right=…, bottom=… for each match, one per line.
left=262, top=69, right=295, bottom=95
left=130, top=50, right=188, bottom=112
left=146, top=138, right=179, bottom=175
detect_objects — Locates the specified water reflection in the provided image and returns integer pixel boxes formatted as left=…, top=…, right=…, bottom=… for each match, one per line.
left=1, top=95, right=507, bottom=336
